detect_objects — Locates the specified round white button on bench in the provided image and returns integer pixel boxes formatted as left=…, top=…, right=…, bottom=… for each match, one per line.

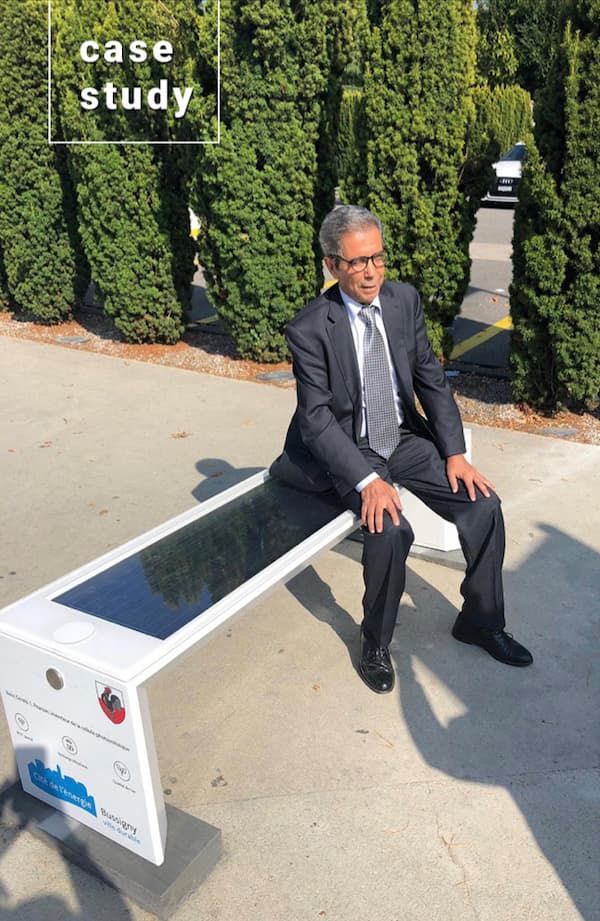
left=52, top=622, right=96, bottom=644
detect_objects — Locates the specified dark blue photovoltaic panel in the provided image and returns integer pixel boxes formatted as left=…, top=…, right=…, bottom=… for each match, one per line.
left=54, top=481, right=344, bottom=640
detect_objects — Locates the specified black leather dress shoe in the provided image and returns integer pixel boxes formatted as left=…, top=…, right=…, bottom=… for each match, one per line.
left=359, top=631, right=395, bottom=693
left=452, top=617, right=533, bottom=667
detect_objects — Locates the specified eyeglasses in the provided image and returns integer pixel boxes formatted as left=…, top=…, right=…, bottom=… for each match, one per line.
left=330, top=251, right=386, bottom=273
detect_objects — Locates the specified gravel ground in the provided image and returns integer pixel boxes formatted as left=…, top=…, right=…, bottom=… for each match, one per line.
left=2, top=307, right=599, bottom=446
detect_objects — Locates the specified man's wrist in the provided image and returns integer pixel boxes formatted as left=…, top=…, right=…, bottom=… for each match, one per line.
left=355, top=472, right=379, bottom=493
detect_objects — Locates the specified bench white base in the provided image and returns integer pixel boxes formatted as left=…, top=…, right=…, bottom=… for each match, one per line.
left=396, top=428, right=471, bottom=552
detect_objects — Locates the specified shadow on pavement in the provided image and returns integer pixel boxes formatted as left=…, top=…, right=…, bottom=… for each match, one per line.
left=192, top=459, right=265, bottom=503
left=286, top=565, right=359, bottom=672
left=479, top=201, right=516, bottom=211
left=0, top=763, right=133, bottom=921
left=451, top=316, right=511, bottom=371
left=465, top=284, right=510, bottom=298
left=290, top=524, right=599, bottom=921
left=397, top=524, right=599, bottom=921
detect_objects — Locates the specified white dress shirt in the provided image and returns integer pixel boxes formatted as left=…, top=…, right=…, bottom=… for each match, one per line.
left=338, top=288, right=404, bottom=492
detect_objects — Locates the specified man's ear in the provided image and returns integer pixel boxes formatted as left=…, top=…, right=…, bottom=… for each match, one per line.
left=324, top=255, right=338, bottom=278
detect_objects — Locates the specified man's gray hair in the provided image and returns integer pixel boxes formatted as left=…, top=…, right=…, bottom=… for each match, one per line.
left=319, top=205, right=383, bottom=256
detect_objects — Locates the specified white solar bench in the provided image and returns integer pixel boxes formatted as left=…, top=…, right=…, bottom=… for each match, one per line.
left=0, top=431, right=469, bottom=911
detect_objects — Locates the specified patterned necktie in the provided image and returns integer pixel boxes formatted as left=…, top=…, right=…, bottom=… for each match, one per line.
left=359, top=305, right=400, bottom=459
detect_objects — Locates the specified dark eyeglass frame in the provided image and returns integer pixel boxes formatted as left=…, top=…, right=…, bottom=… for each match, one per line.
left=329, top=251, right=387, bottom=273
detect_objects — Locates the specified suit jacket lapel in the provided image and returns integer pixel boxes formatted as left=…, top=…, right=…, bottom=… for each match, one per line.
left=325, top=287, right=362, bottom=436
left=380, top=290, right=414, bottom=407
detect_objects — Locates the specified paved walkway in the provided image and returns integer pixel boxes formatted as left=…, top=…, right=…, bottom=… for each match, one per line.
left=0, top=337, right=598, bottom=921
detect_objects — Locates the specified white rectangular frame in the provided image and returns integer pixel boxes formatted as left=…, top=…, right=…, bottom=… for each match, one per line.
left=47, top=0, right=221, bottom=145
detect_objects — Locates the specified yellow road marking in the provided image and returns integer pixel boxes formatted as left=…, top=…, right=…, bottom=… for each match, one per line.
left=450, top=315, right=513, bottom=360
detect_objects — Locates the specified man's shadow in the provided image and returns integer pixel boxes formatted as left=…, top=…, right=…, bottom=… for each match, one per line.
left=191, top=459, right=265, bottom=503
left=288, top=524, right=599, bottom=921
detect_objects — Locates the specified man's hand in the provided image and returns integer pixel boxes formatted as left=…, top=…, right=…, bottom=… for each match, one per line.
left=360, top=477, right=403, bottom=533
left=446, top=454, right=496, bottom=501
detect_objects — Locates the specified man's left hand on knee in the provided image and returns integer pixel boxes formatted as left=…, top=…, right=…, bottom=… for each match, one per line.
left=446, top=454, right=496, bottom=501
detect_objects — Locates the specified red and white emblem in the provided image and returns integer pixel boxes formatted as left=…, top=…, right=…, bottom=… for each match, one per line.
left=96, top=682, right=126, bottom=724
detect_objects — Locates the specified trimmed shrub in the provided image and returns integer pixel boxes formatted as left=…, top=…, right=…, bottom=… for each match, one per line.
left=510, top=9, right=600, bottom=409
left=509, top=143, right=565, bottom=407
left=314, top=0, right=366, bottom=235
left=476, top=0, right=564, bottom=97
left=0, top=0, right=88, bottom=322
left=193, top=0, right=354, bottom=362
left=52, top=0, right=206, bottom=343
left=363, top=0, right=478, bottom=356
left=338, top=88, right=368, bottom=206
left=0, top=245, right=10, bottom=310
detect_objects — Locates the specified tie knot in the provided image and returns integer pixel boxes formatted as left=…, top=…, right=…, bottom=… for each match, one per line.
left=359, top=304, right=377, bottom=325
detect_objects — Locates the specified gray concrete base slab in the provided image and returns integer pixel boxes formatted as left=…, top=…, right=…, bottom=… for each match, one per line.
left=29, top=793, right=221, bottom=919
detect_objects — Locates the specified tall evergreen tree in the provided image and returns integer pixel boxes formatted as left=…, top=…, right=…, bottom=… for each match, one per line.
left=52, top=0, right=209, bottom=343
left=363, top=0, right=477, bottom=356
left=314, top=0, right=366, bottom=234
left=477, top=0, right=564, bottom=96
left=193, top=0, right=356, bottom=362
left=510, top=5, right=600, bottom=409
left=0, top=246, right=10, bottom=310
left=0, top=0, right=89, bottom=322
left=337, top=88, right=369, bottom=205
left=509, top=143, right=565, bottom=407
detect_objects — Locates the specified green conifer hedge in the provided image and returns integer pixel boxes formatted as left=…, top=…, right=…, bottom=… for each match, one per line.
left=510, top=8, right=600, bottom=409
left=0, top=249, right=10, bottom=310
left=338, top=88, right=368, bottom=206
left=476, top=0, right=564, bottom=98
left=52, top=0, right=206, bottom=343
left=193, top=0, right=350, bottom=362
left=363, top=0, right=478, bottom=357
left=0, top=0, right=88, bottom=322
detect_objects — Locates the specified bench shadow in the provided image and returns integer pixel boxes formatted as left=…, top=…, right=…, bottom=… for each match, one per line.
left=286, top=564, right=360, bottom=671
left=0, top=759, right=133, bottom=921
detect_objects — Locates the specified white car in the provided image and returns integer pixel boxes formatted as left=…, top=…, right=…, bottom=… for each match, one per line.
left=483, top=141, right=527, bottom=203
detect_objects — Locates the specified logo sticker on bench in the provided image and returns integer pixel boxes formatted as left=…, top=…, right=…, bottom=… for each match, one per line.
left=96, top=682, right=126, bottom=725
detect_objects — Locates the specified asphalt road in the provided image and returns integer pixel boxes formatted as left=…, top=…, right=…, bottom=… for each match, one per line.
left=451, top=204, right=515, bottom=373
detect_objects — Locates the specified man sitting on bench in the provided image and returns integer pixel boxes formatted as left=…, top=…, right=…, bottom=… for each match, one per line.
left=270, top=205, right=532, bottom=694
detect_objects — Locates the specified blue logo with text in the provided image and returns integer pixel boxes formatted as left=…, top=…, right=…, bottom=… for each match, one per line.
left=27, top=759, right=96, bottom=816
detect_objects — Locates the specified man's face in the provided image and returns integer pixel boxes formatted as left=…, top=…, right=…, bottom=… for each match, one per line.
left=324, top=225, right=385, bottom=304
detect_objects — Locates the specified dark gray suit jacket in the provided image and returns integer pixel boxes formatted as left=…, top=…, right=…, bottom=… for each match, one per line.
left=270, top=280, right=466, bottom=497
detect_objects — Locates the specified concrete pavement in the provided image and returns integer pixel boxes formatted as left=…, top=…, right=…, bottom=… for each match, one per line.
left=0, top=336, right=598, bottom=921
